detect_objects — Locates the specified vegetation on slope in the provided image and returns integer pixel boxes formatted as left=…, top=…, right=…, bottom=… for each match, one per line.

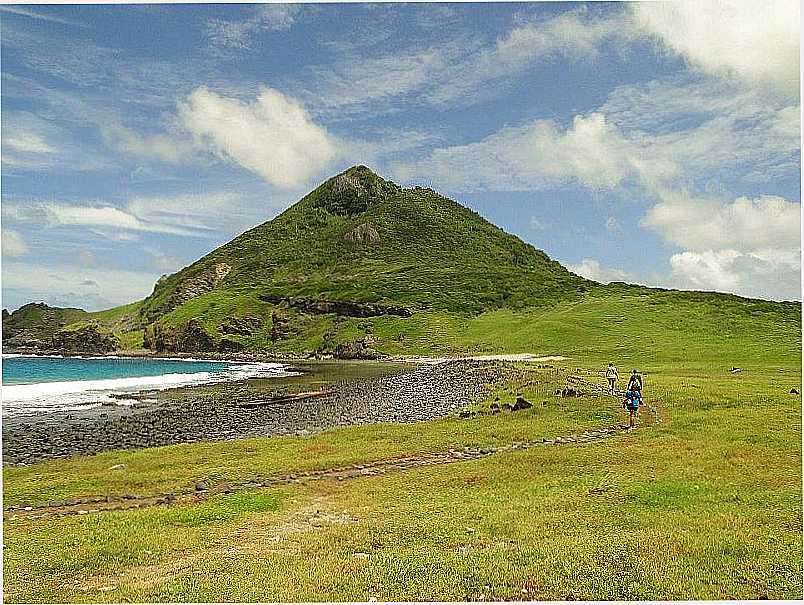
left=3, top=166, right=800, bottom=356
left=4, top=320, right=801, bottom=600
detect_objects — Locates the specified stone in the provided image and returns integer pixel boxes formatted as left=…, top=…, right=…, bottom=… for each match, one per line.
left=512, top=396, right=533, bottom=411
left=791, top=388, right=799, bottom=395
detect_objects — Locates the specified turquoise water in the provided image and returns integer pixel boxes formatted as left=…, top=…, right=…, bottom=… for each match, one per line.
left=2, top=355, right=232, bottom=385
left=2, top=355, right=289, bottom=416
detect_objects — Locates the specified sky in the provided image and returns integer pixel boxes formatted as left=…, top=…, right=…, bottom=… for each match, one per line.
left=1, top=0, right=800, bottom=311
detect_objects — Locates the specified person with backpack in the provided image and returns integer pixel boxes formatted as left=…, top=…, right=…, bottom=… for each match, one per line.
left=623, top=370, right=643, bottom=430
left=605, top=362, right=619, bottom=395
left=627, top=369, right=643, bottom=393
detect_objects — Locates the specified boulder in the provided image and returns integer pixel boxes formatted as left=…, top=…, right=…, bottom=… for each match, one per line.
left=512, top=396, right=533, bottom=411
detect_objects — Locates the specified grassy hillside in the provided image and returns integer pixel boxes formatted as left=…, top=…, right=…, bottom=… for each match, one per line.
left=3, top=166, right=800, bottom=356
left=5, top=300, right=800, bottom=600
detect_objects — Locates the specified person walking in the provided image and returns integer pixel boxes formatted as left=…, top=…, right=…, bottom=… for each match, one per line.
left=605, top=362, right=618, bottom=395
left=627, top=369, right=643, bottom=393
left=624, top=369, right=644, bottom=430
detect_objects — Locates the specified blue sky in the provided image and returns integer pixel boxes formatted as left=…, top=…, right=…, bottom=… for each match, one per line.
left=1, top=1, right=800, bottom=310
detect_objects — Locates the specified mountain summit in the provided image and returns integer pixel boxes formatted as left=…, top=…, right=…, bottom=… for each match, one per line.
left=135, top=165, right=590, bottom=352
left=3, top=165, right=799, bottom=356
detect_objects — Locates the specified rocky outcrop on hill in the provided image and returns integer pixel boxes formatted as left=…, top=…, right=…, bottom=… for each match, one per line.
left=144, top=263, right=232, bottom=321
left=51, top=324, right=119, bottom=354
left=144, top=320, right=216, bottom=353
left=344, top=222, right=381, bottom=243
left=311, top=165, right=401, bottom=216
left=333, top=338, right=383, bottom=360
left=2, top=302, right=91, bottom=352
left=220, top=316, right=263, bottom=336
left=259, top=295, right=412, bottom=318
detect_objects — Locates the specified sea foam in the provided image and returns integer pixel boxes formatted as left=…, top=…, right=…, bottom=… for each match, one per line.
left=1, top=361, right=291, bottom=417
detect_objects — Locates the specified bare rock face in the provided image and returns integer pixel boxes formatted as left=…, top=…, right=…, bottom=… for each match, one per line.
left=344, top=222, right=381, bottom=243
left=51, top=324, right=119, bottom=354
left=144, top=319, right=215, bottom=353
left=260, top=294, right=411, bottom=318
left=145, top=263, right=232, bottom=321
left=333, top=338, right=383, bottom=360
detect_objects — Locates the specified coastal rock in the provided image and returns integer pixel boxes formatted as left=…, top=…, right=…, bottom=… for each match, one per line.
left=218, top=337, right=245, bottom=353
left=51, top=323, right=119, bottom=354
left=333, top=339, right=382, bottom=360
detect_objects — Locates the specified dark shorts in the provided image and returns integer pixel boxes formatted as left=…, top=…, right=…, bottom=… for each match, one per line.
left=626, top=402, right=639, bottom=412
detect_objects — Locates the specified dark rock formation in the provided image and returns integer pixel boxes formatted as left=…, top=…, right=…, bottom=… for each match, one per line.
left=51, top=324, right=119, bottom=354
left=144, top=319, right=215, bottom=353
left=3, top=302, right=90, bottom=352
left=270, top=311, right=291, bottom=343
left=220, top=316, right=263, bottom=336
left=512, top=396, right=533, bottom=411
left=218, top=337, right=245, bottom=353
left=333, top=338, right=383, bottom=360
left=260, top=294, right=411, bottom=318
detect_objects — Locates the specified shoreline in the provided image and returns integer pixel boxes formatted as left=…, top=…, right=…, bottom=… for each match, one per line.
left=2, top=359, right=528, bottom=465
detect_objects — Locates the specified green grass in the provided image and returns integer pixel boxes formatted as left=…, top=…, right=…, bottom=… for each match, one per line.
left=4, top=351, right=801, bottom=601
left=2, top=166, right=801, bottom=599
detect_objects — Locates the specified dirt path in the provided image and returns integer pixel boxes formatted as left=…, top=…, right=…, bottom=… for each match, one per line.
left=5, top=423, right=632, bottom=521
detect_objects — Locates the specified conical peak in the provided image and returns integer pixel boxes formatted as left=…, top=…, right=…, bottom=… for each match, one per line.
left=311, top=165, right=401, bottom=216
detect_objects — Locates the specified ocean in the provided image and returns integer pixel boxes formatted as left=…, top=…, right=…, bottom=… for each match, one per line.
left=1, top=355, right=289, bottom=417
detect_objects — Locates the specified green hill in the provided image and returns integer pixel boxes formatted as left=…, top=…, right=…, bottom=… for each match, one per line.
left=2, top=166, right=800, bottom=358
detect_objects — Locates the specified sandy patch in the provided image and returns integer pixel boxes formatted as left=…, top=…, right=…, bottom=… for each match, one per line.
left=394, top=353, right=568, bottom=365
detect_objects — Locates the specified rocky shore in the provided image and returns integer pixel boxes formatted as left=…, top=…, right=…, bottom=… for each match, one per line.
left=2, top=360, right=521, bottom=464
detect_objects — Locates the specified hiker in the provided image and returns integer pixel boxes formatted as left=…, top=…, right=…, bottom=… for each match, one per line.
left=623, top=388, right=642, bottom=429
left=605, top=362, right=618, bottom=395
left=626, top=369, right=643, bottom=393
left=623, top=369, right=643, bottom=430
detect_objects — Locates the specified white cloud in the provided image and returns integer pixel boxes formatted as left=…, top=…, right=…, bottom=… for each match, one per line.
left=643, top=191, right=801, bottom=300
left=0, top=5, right=87, bottom=28
left=602, top=78, right=800, bottom=186
left=2, top=229, right=30, bottom=257
left=178, top=86, right=338, bottom=189
left=566, top=258, right=636, bottom=284
left=207, top=4, right=301, bottom=51
left=429, top=8, right=636, bottom=106
left=306, top=7, right=635, bottom=114
left=393, top=112, right=676, bottom=192
left=3, top=190, right=268, bottom=240
left=2, top=261, right=161, bottom=311
left=642, top=191, right=801, bottom=252
left=40, top=205, right=194, bottom=237
left=667, top=249, right=800, bottom=301
left=99, top=122, right=195, bottom=164
left=633, top=0, right=800, bottom=93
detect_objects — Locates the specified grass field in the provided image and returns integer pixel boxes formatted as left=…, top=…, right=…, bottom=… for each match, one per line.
left=3, top=294, right=802, bottom=601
